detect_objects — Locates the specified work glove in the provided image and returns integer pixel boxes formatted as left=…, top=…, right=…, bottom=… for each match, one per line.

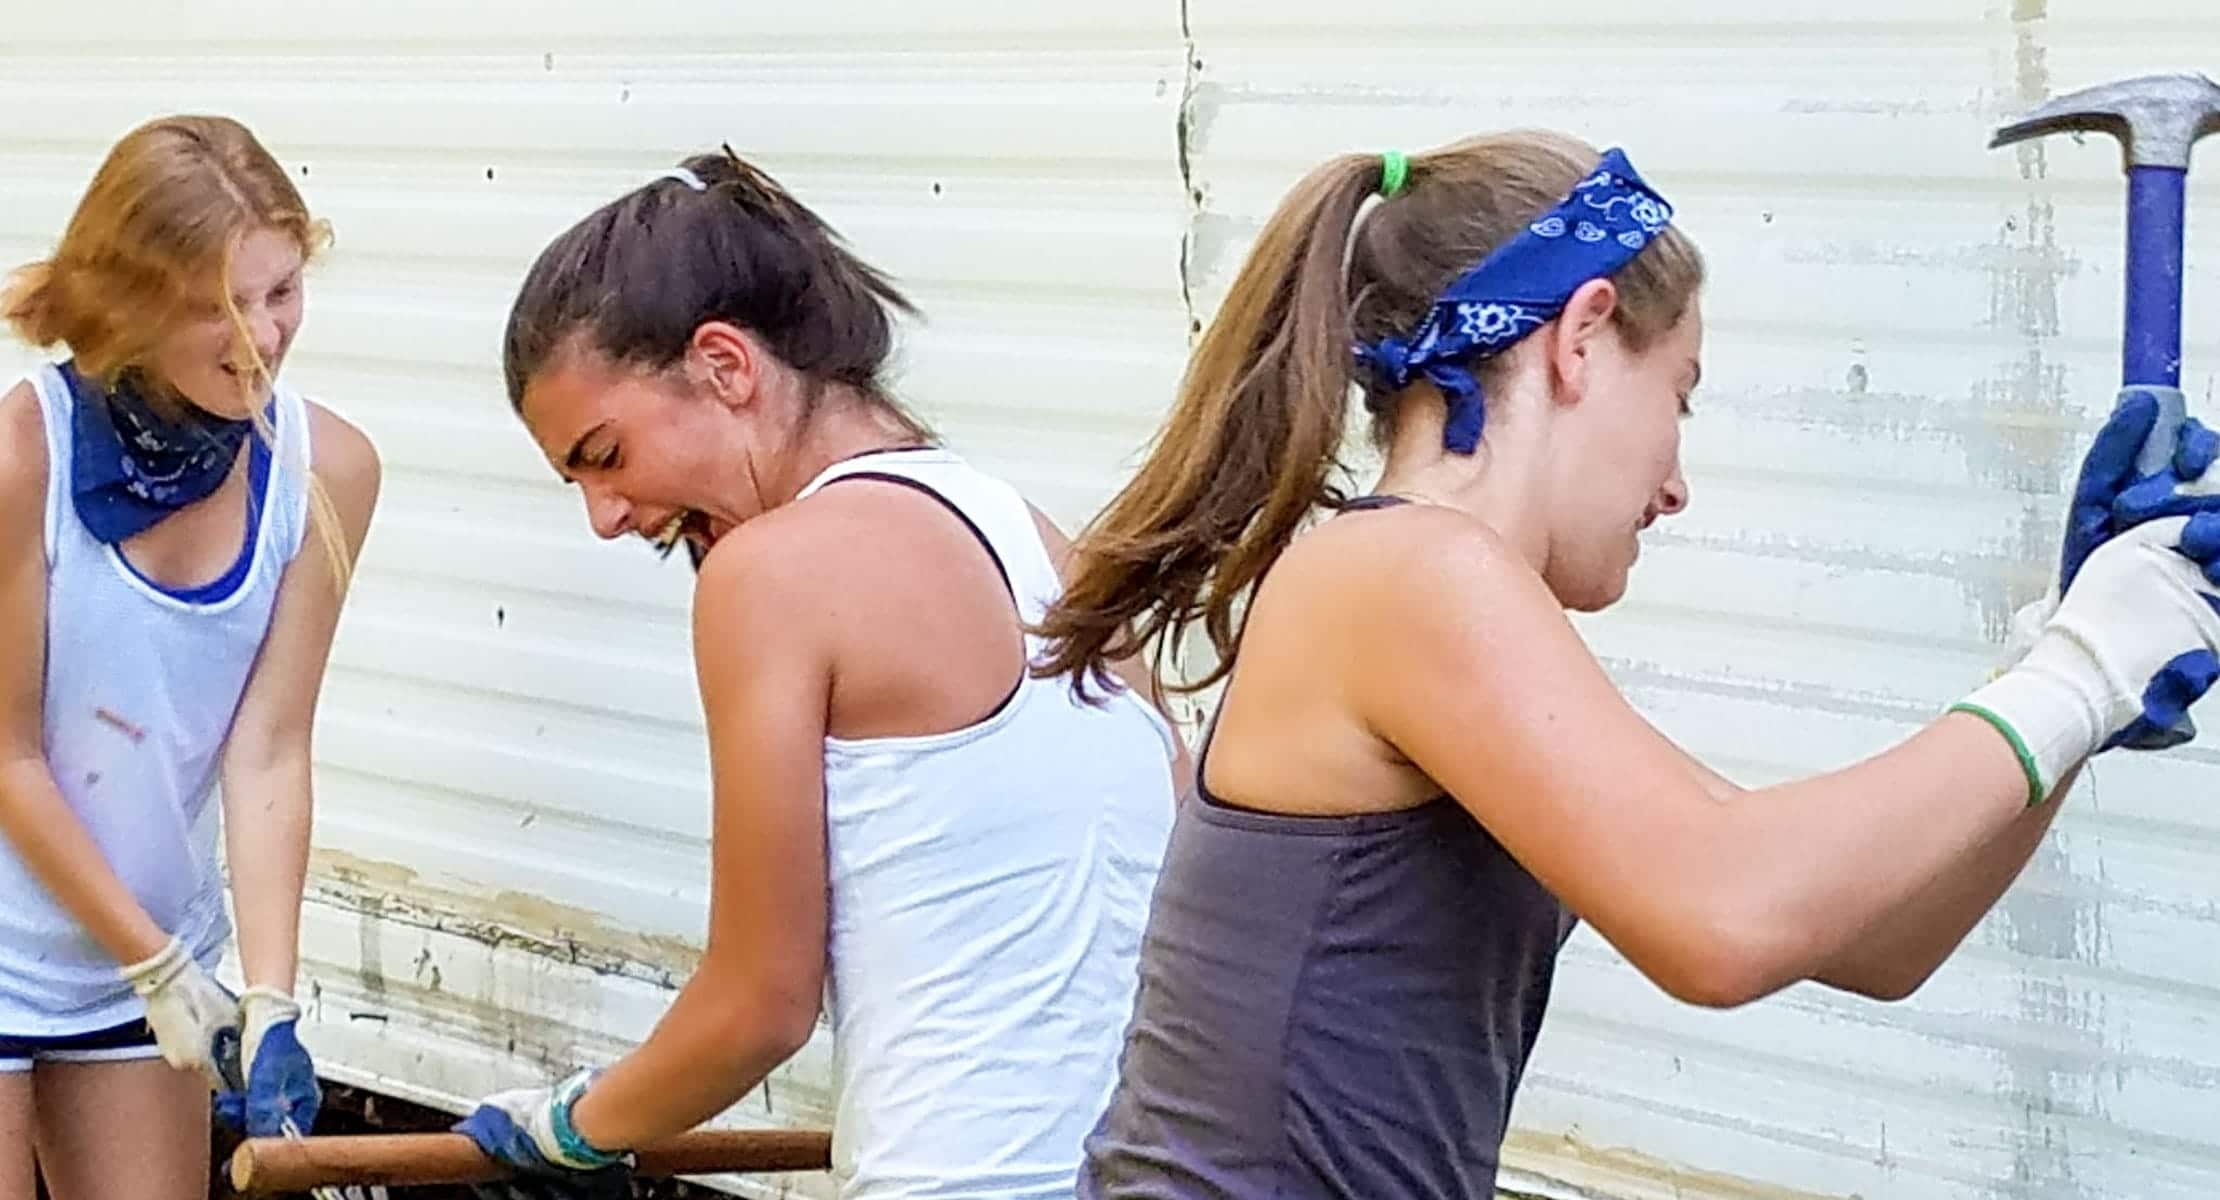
left=454, top=1069, right=634, bottom=1200
left=2003, top=390, right=2220, bottom=748
left=1956, top=513, right=2220, bottom=806
left=2061, top=387, right=2220, bottom=591
left=119, top=936, right=238, bottom=1087
left=213, top=986, right=322, bottom=1136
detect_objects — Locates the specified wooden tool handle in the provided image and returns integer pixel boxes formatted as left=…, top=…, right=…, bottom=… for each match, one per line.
left=229, top=1128, right=832, bottom=1194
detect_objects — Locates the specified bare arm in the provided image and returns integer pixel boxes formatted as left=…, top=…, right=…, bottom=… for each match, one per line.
left=1808, top=765, right=2078, bottom=999
left=0, top=383, right=169, bottom=966
left=1667, top=735, right=2074, bottom=1000
left=569, top=533, right=830, bottom=1150
left=1028, top=506, right=1197, bottom=791
left=1361, top=513, right=2042, bottom=1008
left=218, top=404, right=381, bottom=992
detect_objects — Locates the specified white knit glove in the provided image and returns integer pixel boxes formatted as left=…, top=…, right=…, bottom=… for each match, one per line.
left=119, top=936, right=239, bottom=1086
left=1955, top=515, right=2220, bottom=805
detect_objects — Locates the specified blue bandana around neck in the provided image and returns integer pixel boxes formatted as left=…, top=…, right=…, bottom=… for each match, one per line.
left=1355, top=147, right=1675, bottom=453
left=63, top=361, right=258, bottom=545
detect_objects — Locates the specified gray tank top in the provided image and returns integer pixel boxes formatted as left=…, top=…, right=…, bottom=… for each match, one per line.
left=1078, top=497, right=1577, bottom=1199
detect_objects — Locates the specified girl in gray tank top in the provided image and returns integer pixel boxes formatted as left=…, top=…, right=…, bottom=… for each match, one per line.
left=1082, top=602, right=1578, bottom=1196
left=1034, top=130, right=2220, bottom=1197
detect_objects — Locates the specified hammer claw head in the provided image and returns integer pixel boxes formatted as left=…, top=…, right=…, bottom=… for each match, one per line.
left=1990, top=72, right=2220, bottom=169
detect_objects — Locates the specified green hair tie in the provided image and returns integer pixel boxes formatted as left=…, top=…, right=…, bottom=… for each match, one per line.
left=1378, top=150, right=1409, bottom=198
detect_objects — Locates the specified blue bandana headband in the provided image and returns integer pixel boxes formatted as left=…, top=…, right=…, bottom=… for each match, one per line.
left=1355, top=147, right=1675, bottom=453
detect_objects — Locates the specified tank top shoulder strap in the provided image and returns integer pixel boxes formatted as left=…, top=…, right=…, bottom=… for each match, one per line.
left=264, top=383, right=314, bottom=566
left=794, top=446, right=1064, bottom=625
left=26, top=366, right=71, bottom=566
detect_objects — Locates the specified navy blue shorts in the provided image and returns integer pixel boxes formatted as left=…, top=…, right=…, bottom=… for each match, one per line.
left=0, top=1020, right=159, bottom=1073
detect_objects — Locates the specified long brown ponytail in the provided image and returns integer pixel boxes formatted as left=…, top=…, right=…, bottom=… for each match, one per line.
left=1034, top=130, right=1706, bottom=700
left=1031, top=152, right=1381, bottom=698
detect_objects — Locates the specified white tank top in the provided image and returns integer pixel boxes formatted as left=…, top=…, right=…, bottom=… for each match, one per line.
left=799, top=448, right=1177, bottom=1200
left=0, top=364, right=310, bottom=1034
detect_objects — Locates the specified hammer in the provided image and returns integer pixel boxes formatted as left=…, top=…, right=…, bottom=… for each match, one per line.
left=1991, top=72, right=2220, bottom=481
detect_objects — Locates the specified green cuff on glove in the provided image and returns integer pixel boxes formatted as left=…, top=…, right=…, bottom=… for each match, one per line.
left=1947, top=701, right=2046, bottom=809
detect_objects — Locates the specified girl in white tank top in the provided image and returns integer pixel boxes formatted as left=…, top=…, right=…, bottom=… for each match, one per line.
left=451, top=150, right=1186, bottom=1200
left=0, top=116, right=381, bottom=1199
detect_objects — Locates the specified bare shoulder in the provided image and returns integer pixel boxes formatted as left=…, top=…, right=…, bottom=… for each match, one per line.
left=1294, top=504, right=1625, bottom=764
left=693, top=505, right=811, bottom=594
left=1266, top=501, right=1545, bottom=629
left=303, top=400, right=382, bottom=515
left=0, top=381, right=49, bottom=519
left=688, top=497, right=848, bottom=647
left=1203, top=503, right=1540, bottom=812
left=740, top=475, right=989, bottom=584
left=690, top=477, right=1004, bottom=660
left=1245, top=501, right=1574, bottom=730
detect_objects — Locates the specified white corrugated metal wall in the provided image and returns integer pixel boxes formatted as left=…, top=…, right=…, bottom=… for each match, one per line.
left=5, top=2, right=2220, bottom=1197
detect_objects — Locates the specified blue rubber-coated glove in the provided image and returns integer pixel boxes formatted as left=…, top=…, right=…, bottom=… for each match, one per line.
left=454, top=1070, right=634, bottom=1200
left=213, top=988, right=321, bottom=1136
left=2098, top=511, right=2220, bottom=752
left=2061, top=389, right=2220, bottom=591
left=2015, top=391, right=2220, bottom=750
left=2111, top=417, right=2220, bottom=528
